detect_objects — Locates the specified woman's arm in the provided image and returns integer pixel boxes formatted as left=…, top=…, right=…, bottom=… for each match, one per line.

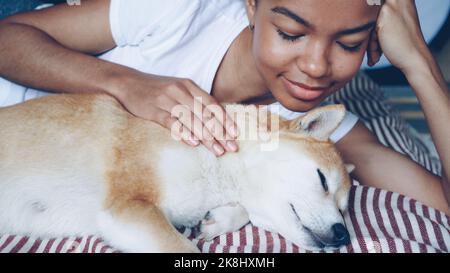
left=336, top=122, right=450, bottom=215
left=374, top=0, right=450, bottom=206
left=0, top=0, right=239, bottom=156
left=403, top=52, right=450, bottom=207
left=0, top=0, right=121, bottom=94
left=337, top=0, right=450, bottom=215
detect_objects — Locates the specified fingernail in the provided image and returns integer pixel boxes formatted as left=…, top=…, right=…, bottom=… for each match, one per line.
left=189, top=138, right=200, bottom=146
left=227, top=141, right=238, bottom=152
left=229, top=126, right=239, bottom=138
left=213, top=144, right=225, bottom=156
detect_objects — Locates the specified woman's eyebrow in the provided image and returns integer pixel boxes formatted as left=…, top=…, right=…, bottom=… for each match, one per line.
left=271, top=6, right=313, bottom=28
left=337, top=22, right=376, bottom=36
left=271, top=6, right=376, bottom=35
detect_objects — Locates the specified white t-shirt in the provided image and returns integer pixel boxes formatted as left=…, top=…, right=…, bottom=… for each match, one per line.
left=0, top=0, right=358, bottom=143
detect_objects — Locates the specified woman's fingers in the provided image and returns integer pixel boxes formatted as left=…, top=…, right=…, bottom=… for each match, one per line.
left=132, top=77, right=240, bottom=157
left=186, top=80, right=239, bottom=138
left=174, top=81, right=239, bottom=153
left=153, top=109, right=198, bottom=146
left=159, top=110, right=229, bottom=155
left=157, top=93, right=233, bottom=157
left=201, top=102, right=239, bottom=152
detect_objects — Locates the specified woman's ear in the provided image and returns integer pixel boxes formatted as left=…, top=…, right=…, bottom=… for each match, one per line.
left=245, top=0, right=257, bottom=27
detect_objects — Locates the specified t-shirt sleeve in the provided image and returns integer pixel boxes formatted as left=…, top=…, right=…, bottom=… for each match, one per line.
left=109, top=0, right=180, bottom=47
left=267, top=102, right=359, bottom=143
left=328, top=111, right=358, bottom=143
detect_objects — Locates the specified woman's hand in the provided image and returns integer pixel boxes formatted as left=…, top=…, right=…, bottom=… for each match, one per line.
left=367, top=0, right=450, bottom=210
left=112, top=72, right=239, bottom=157
left=367, top=0, right=431, bottom=74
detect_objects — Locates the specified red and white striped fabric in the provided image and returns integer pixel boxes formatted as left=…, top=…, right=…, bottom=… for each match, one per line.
left=2, top=185, right=448, bottom=253
left=0, top=235, right=118, bottom=254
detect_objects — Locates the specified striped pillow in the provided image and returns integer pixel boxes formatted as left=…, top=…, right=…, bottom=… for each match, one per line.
left=325, top=72, right=442, bottom=175
left=1, top=72, right=448, bottom=253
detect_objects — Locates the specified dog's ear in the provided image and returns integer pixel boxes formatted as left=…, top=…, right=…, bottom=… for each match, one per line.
left=287, top=105, right=347, bottom=141
left=345, top=164, right=356, bottom=174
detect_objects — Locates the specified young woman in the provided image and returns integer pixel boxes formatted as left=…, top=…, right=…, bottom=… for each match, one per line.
left=0, top=0, right=448, bottom=215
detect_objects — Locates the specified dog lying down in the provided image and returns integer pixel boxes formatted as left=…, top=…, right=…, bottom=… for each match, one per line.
left=0, top=94, right=355, bottom=253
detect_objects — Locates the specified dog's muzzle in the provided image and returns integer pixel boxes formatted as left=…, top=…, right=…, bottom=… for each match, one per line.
left=290, top=204, right=351, bottom=248
left=305, top=223, right=351, bottom=248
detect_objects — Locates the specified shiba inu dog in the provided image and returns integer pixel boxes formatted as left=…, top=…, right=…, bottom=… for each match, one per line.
left=0, top=94, right=353, bottom=252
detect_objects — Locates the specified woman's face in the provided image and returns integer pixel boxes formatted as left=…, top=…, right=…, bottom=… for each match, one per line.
left=246, top=0, right=380, bottom=112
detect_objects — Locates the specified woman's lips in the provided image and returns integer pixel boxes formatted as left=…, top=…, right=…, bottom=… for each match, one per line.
left=282, top=77, right=329, bottom=101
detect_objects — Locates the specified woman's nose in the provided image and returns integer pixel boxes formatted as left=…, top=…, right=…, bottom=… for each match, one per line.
left=297, top=42, right=330, bottom=79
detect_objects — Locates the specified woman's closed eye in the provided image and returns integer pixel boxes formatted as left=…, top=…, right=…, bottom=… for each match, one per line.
left=277, top=28, right=365, bottom=53
left=337, top=41, right=364, bottom=53
left=277, top=29, right=305, bottom=42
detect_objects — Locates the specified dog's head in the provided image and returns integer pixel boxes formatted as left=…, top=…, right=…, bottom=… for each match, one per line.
left=240, top=105, right=353, bottom=250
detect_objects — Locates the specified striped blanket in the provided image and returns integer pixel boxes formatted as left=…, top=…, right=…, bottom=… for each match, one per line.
left=1, top=186, right=448, bottom=253
left=1, top=73, right=449, bottom=253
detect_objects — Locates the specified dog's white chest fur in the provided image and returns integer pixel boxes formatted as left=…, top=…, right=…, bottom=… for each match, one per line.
left=157, top=146, right=241, bottom=227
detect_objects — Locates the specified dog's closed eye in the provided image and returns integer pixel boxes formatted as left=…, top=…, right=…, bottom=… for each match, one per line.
left=317, top=169, right=329, bottom=193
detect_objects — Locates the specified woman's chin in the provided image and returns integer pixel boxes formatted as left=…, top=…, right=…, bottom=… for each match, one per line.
left=275, top=95, right=324, bottom=113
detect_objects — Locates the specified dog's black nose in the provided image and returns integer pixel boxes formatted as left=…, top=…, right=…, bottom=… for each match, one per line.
left=331, top=223, right=350, bottom=246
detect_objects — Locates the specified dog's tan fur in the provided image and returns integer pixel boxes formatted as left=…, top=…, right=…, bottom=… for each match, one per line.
left=0, top=94, right=351, bottom=252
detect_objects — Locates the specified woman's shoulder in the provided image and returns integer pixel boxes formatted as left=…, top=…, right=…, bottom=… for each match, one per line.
left=117, top=0, right=246, bottom=18
left=162, top=0, right=247, bottom=24
left=207, top=0, right=248, bottom=21
left=110, top=0, right=248, bottom=38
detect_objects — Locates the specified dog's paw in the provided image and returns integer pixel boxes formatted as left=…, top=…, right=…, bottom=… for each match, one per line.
left=197, top=203, right=249, bottom=241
